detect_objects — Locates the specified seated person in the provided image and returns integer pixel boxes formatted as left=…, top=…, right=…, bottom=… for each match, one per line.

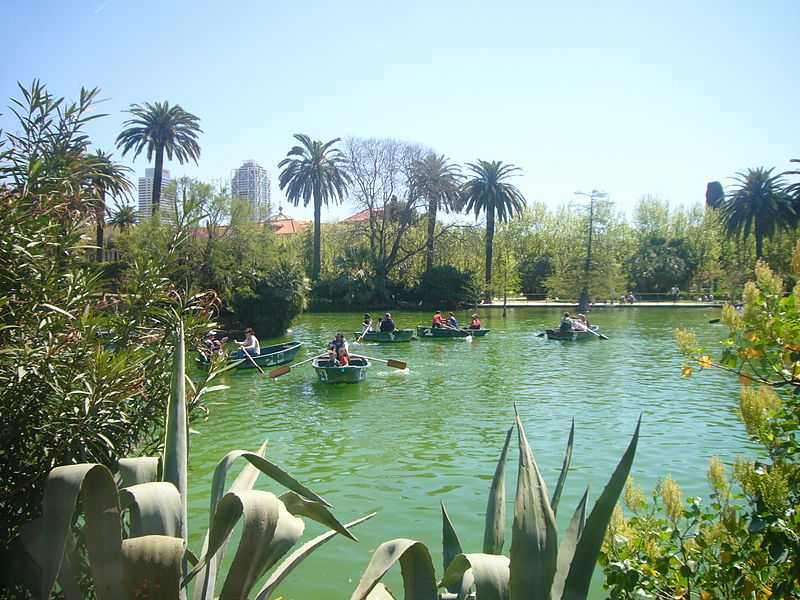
left=380, top=312, right=396, bottom=332
left=432, top=310, right=445, bottom=328
left=469, top=314, right=481, bottom=329
left=337, top=346, right=350, bottom=366
left=329, top=332, right=349, bottom=360
left=235, top=327, right=260, bottom=357
left=559, top=312, right=573, bottom=333
left=572, top=314, right=588, bottom=331
left=362, top=313, right=373, bottom=331
left=447, top=312, right=459, bottom=329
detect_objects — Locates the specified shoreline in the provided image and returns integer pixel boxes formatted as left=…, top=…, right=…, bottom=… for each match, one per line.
left=479, top=300, right=723, bottom=309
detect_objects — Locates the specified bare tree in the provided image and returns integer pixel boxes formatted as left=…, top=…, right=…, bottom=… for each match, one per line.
left=345, top=138, right=459, bottom=296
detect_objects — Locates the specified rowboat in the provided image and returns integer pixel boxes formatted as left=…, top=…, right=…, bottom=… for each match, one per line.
left=197, top=341, right=303, bottom=369
left=545, top=326, right=600, bottom=341
left=312, top=356, right=370, bottom=383
left=415, top=326, right=490, bottom=338
left=353, top=329, right=415, bottom=342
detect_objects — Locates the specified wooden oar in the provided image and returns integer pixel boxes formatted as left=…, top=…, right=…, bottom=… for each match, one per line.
left=241, top=350, right=267, bottom=375
left=583, top=326, right=609, bottom=340
left=268, top=354, right=325, bottom=379
left=351, top=354, right=407, bottom=370
left=356, top=323, right=370, bottom=343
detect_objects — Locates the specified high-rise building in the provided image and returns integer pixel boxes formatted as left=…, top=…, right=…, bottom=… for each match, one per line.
left=231, top=160, right=271, bottom=222
left=137, top=168, right=176, bottom=221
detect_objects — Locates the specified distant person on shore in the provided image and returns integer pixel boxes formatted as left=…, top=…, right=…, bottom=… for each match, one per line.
left=235, top=327, right=260, bottom=357
left=670, top=286, right=680, bottom=303
left=469, top=314, right=482, bottom=329
left=380, top=312, right=396, bottom=332
left=447, top=312, right=460, bottom=329
left=432, top=310, right=445, bottom=328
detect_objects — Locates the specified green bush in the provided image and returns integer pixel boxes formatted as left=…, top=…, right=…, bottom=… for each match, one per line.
left=416, top=266, right=479, bottom=308
left=518, top=253, right=553, bottom=295
left=230, top=262, right=307, bottom=337
left=309, top=275, right=378, bottom=311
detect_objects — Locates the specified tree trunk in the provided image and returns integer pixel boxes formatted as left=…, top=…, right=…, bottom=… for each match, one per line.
left=152, top=146, right=164, bottom=217
left=426, top=197, right=437, bottom=272
left=755, top=228, right=763, bottom=261
left=95, top=190, right=105, bottom=262
left=312, top=190, right=322, bottom=281
left=485, top=206, right=495, bottom=291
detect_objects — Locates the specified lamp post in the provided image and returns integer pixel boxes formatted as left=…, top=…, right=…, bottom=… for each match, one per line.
left=574, top=189, right=608, bottom=313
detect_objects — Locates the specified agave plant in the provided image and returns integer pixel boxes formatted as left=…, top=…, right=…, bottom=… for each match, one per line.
left=350, top=412, right=640, bottom=600
left=19, top=322, right=372, bottom=599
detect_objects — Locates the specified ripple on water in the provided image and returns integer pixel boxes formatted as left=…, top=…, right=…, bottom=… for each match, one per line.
left=187, top=308, right=752, bottom=600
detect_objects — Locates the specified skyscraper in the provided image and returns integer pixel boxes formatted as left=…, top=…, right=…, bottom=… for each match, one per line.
left=137, top=168, right=176, bottom=222
left=231, top=160, right=271, bottom=222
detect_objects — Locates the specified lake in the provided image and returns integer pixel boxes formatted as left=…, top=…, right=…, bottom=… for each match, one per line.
left=186, top=307, right=751, bottom=599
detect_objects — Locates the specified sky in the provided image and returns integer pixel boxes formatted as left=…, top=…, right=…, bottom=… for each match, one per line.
left=2, top=0, right=798, bottom=223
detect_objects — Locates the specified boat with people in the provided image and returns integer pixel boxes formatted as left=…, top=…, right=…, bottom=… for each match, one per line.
left=544, top=326, right=601, bottom=341
left=353, top=329, right=415, bottom=342
left=415, top=325, right=490, bottom=338
left=312, top=356, right=370, bottom=383
left=197, top=341, right=303, bottom=369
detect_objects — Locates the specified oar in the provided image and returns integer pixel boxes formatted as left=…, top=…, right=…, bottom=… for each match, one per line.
left=355, top=323, right=370, bottom=343
left=709, top=318, right=721, bottom=324
left=268, top=353, right=326, bottom=379
left=583, top=326, right=609, bottom=340
left=241, top=350, right=267, bottom=375
left=351, top=354, right=407, bottom=370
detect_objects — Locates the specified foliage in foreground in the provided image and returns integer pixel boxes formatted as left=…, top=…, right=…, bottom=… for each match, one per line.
left=600, top=254, right=800, bottom=598
left=349, top=412, right=641, bottom=599
left=18, top=324, right=372, bottom=599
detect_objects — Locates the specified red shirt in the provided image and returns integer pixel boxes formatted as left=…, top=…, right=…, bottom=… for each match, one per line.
left=339, top=354, right=350, bottom=366
left=470, top=318, right=481, bottom=329
left=432, top=314, right=444, bottom=326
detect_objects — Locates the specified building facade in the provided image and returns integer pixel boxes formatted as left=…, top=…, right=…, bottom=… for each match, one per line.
left=231, top=160, right=271, bottom=222
left=137, top=168, right=176, bottom=222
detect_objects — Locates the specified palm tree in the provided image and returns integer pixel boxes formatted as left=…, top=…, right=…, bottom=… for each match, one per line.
left=108, top=203, right=137, bottom=230
left=719, top=167, right=795, bottom=259
left=413, top=154, right=462, bottom=272
left=278, top=134, right=351, bottom=280
left=461, top=160, right=526, bottom=290
left=85, top=150, right=132, bottom=261
left=116, top=101, right=202, bottom=216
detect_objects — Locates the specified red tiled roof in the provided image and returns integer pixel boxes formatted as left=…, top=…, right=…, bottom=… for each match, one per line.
left=343, top=208, right=383, bottom=222
left=269, top=217, right=311, bottom=235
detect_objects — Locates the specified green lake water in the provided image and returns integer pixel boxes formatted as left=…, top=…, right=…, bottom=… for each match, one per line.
left=186, top=307, right=752, bottom=599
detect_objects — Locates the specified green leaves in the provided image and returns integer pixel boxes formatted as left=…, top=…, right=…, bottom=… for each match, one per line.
left=350, top=539, right=437, bottom=600
left=483, top=426, right=513, bottom=555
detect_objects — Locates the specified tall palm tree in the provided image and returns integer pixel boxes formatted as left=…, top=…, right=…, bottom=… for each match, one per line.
left=115, top=101, right=202, bottom=216
left=278, top=134, right=351, bottom=280
left=413, top=154, right=462, bottom=272
left=108, top=203, right=137, bottom=230
left=85, top=150, right=132, bottom=261
left=719, top=167, right=794, bottom=259
left=461, top=160, right=526, bottom=289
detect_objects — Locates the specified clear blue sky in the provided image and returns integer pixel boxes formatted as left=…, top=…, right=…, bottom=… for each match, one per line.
left=2, top=0, right=798, bottom=222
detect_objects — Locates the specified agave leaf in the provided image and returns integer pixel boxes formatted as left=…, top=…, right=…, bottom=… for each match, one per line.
left=350, top=539, right=437, bottom=600
left=279, top=491, right=357, bottom=541
left=551, top=487, right=589, bottom=599
left=509, top=411, right=558, bottom=600
left=483, top=426, right=513, bottom=554
left=560, top=417, right=641, bottom=600
left=193, top=441, right=268, bottom=600
left=550, top=419, right=575, bottom=516
left=456, top=568, right=475, bottom=600
left=57, top=530, right=82, bottom=600
left=255, top=513, right=376, bottom=600
left=241, top=452, right=331, bottom=506
left=441, top=502, right=463, bottom=574
left=163, top=321, right=188, bottom=547
left=19, top=464, right=123, bottom=600
left=121, top=535, right=186, bottom=600
left=441, top=553, right=510, bottom=600
left=120, top=482, right=182, bottom=538
left=118, top=456, right=160, bottom=488
left=219, top=493, right=305, bottom=600
left=366, top=583, right=397, bottom=599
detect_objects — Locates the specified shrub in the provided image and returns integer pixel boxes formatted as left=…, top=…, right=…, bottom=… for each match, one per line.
left=518, top=253, right=553, bottom=295
left=416, top=266, right=479, bottom=308
left=309, top=274, right=378, bottom=311
left=230, top=261, right=307, bottom=337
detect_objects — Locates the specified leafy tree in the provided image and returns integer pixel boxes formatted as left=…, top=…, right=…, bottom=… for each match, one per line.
left=718, top=167, right=795, bottom=260
left=518, top=253, right=553, bottom=295
left=278, top=134, right=351, bottom=281
left=108, top=201, right=137, bottom=229
left=461, top=160, right=526, bottom=293
left=116, top=101, right=202, bottom=216
left=412, top=153, right=462, bottom=272
left=416, top=265, right=479, bottom=308
left=230, top=262, right=307, bottom=337
left=85, top=150, right=132, bottom=261
left=629, top=236, right=696, bottom=293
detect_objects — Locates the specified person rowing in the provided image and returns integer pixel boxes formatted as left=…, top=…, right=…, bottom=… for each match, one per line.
left=235, top=327, right=260, bottom=358
left=362, top=313, right=373, bottom=332
left=572, top=313, right=589, bottom=331
left=432, top=310, right=445, bottom=328
left=446, top=312, right=460, bottom=329
left=559, top=312, right=573, bottom=333
left=380, top=312, right=396, bottom=332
